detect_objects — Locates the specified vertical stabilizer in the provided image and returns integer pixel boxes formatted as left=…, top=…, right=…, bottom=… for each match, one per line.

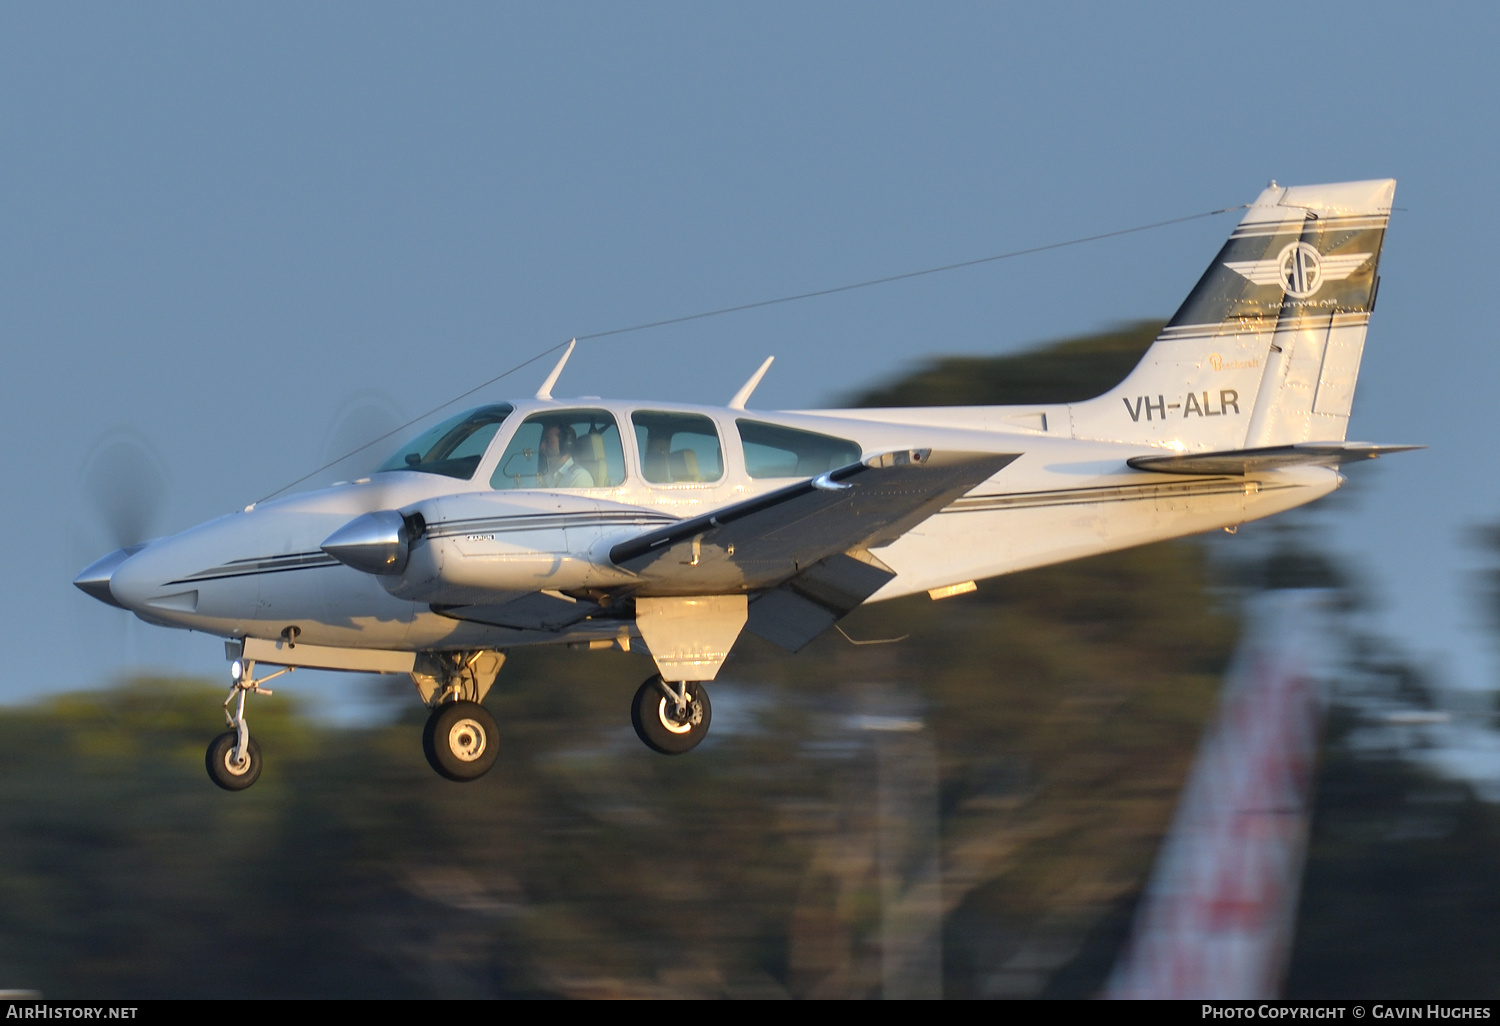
left=1069, top=180, right=1394, bottom=451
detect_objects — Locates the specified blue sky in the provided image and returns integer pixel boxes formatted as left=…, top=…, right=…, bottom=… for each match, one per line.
left=3, top=3, right=1495, bottom=707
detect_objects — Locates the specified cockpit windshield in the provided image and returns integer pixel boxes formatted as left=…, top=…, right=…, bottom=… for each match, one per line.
left=375, top=404, right=513, bottom=480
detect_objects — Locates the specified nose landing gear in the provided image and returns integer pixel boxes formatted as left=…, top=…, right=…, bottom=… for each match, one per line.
left=631, top=675, right=712, bottom=754
left=206, top=658, right=290, bottom=791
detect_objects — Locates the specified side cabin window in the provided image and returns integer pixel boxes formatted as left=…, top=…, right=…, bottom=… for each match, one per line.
left=736, top=419, right=861, bottom=478
left=632, top=412, right=723, bottom=484
left=376, top=404, right=513, bottom=480
left=490, top=409, right=625, bottom=490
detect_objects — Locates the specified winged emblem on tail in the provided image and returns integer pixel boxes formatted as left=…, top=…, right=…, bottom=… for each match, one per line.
left=1224, top=241, right=1372, bottom=299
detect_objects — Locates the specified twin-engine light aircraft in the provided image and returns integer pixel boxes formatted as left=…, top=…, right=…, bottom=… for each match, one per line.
left=76, top=179, right=1418, bottom=790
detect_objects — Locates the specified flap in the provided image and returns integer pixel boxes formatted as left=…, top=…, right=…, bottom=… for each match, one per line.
left=1127, top=441, right=1423, bottom=477
left=745, top=552, right=898, bottom=652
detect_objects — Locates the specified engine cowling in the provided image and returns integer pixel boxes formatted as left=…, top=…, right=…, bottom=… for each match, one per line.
left=322, top=492, right=660, bottom=605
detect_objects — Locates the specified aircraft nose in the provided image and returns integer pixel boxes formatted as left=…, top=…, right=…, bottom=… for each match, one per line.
left=105, top=540, right=201, bottom=617
left=73, top=546, right=146, bottom=609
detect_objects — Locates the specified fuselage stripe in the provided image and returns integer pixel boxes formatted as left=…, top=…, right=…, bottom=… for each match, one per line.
left=169, top=512, right=680, bottom=584
left=941, top=477, right=1293, bottom=514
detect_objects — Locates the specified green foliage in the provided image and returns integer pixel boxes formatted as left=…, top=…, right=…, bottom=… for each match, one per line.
left=844, top=320, right=1164, bottom=408
left=0, top=553, right=1233, bottom=998
left=1287, top=709, right=1500, bottom=998
left=1478, top=524, right=1500, bottom=638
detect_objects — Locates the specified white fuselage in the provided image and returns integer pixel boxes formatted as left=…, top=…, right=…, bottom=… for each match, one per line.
left=104, top=397, right=1337, bottom=654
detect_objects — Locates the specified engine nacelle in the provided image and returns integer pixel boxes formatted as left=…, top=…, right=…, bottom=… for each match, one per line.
left=323, top=492, right=657, bottom=605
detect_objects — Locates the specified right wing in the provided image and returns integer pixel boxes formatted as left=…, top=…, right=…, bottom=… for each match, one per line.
left=610, top=449, right=1018, bottom=595
left=609, top=448, right=1018, bottom=651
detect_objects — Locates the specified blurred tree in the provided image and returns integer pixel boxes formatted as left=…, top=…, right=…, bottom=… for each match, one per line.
left=1479, top=525, right=1500, bottom=640
left=0, top=322, right=1241, bottom=999
left=845, top=320, right=1162, bottom=408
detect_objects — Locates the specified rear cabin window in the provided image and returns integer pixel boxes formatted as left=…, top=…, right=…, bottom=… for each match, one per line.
left=490, top=409, right=625, bottom=490
left=736, top=420, right=862, bottom=478
left=632, top=412, right=723, bottom=484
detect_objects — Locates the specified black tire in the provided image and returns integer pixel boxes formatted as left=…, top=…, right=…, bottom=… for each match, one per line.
left=422, top=700, right=499, bottom=782
left=206, top=731, right=262, bottom=791
left=631, top=676, right=711, bottom=755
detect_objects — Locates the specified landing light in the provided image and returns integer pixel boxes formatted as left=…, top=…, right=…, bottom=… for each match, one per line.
left=230, top=659, right=244, bottom=684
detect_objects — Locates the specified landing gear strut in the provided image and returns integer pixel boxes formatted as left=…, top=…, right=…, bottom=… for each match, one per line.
left=631, top=675, right=712, bottom=755
left=410, top=651, right=506, bottom=782
left=206, top=658, right=290, bottom=791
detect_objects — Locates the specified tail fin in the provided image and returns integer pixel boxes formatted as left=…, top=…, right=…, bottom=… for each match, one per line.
left=1069, top=179, right=1395, bottom=450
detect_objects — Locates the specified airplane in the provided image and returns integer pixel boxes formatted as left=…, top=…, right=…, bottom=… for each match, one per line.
left=74, top=178, right=1418, bottom=790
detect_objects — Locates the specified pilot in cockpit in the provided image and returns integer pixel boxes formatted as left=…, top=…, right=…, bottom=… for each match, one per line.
left=539, top=423, right=595, bottom=489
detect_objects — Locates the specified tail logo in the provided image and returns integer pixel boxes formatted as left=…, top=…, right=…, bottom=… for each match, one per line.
left=1277, top=242, right=1323, bottom=298
left=1224, top=242, right=1372, bottom=299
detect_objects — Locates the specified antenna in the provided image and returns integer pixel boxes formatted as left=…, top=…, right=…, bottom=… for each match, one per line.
left=535, top=339, right=576, bottom=400
left=727, top=356, right=775, bottom=410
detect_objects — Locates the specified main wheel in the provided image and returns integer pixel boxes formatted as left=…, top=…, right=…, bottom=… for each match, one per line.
left=422, top=700, right=500, bottom=782
left=631, top=676, right=711, bottom=755
left=206, top=731, right=262, bottom=791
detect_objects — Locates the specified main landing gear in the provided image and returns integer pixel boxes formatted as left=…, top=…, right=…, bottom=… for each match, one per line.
left=631, top=675, right=712, bottom=755
left=422, top=700, right=499, bottom=782
left=206, top=657, right=291, bottom=791
left=410, top=650, right=507, bottom=783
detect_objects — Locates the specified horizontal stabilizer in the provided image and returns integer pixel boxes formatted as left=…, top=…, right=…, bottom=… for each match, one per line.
left=1128, top=441, right=1423, bottom=477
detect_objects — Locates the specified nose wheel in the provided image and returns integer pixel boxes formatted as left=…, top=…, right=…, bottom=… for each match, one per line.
left=631, top=676, right=712, bottom=754
left=422, top=700, right=500, bottom=782
left=206, top=731, right=262, bottom=790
